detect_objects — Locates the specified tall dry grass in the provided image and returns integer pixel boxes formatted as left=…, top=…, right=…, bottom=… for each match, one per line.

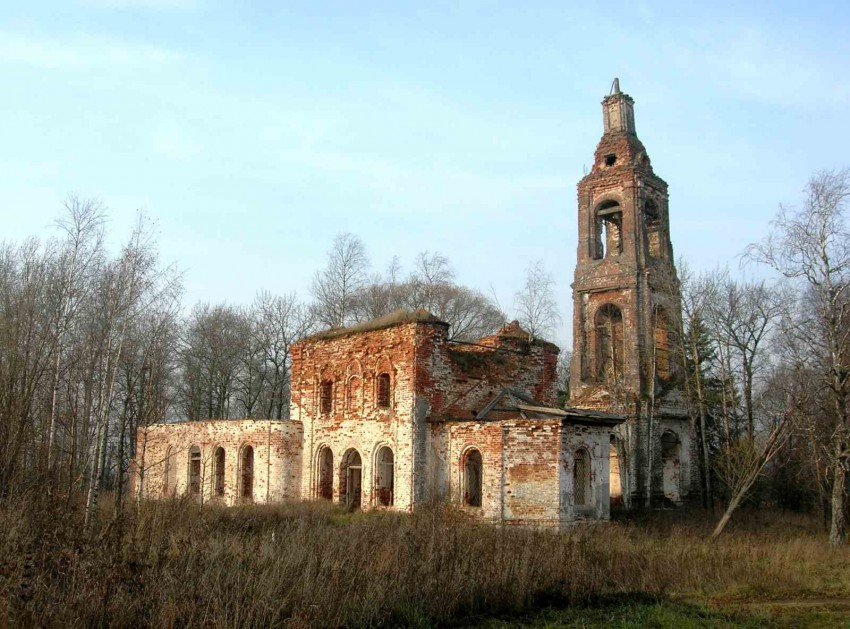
left=1, top=494, right=847, bottom=628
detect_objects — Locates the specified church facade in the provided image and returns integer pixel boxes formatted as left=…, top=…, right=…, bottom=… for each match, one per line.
left=132, top=81, right=691, bottom=523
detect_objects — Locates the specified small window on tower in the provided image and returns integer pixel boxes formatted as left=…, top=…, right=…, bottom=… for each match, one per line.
left=605, top=153, right=617, bottom=166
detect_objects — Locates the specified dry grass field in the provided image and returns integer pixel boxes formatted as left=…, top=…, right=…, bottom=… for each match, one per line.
left=1, top=494, right=848, bottom=628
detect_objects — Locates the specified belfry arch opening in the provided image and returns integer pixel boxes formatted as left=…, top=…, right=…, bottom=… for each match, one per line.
left=644, top=200, right=661, bottom=258
left=595, top=304, right=624, bottom=384
left=594, top=201, right=623, bottom=259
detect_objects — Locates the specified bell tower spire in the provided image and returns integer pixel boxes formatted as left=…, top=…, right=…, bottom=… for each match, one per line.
left=602, top=77, right=635, bottom=135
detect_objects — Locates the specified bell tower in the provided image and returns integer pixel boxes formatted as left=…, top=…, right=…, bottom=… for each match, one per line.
left=569, top=80, right=691, bottom=506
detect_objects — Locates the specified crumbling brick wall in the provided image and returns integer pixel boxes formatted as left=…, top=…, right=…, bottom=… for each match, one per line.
left=290, top=316, right=424, bottom=510
left=132, top=419, right=302, bottom=505
left=290, top=314, right=559, bottom=511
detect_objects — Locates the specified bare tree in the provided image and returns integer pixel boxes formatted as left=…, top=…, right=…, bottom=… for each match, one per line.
left=47, top=196, right=105, bottom=473
left=311, top=233, right=369, bottom=328
left=745, top=168, right=850, bottom=546
left=513, top=259, right=561, bottom=342
left=708, top=275, right=788, bottom=444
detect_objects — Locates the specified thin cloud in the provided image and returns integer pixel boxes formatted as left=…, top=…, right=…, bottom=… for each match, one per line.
left=76, top=0, right=198, bottom=8
left=0, top=32, right=181, bottom=70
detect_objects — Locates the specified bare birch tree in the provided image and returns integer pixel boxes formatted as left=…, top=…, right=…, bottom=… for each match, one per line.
left=745, top=167, right=850, bottom=546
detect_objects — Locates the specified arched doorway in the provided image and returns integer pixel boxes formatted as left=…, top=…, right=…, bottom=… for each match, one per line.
left=317, top=447, right=333, bottom=500
left=240, top=445, right=254, bottom=502
left=463, top=449, right=483, bottom=507
left=661, top=431, right=681, bottom=502
left=340, top=449, right=362, bottom=509
left=375, top=446, right=394, bottom=506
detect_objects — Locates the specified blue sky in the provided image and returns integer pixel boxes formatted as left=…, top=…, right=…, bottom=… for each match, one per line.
left=1, top=1, right=849, bottom=348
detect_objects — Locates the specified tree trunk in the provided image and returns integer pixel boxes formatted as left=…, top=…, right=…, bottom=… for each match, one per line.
left=829, top=447, right=847, bottom=546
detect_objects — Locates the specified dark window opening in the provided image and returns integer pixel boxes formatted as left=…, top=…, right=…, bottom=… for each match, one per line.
left=604, top=153, right=617, bottom=166
left=189, top=446, right=201, bottom=495
left=320, top=380, right=333, bottom=414
left=241, top=446, right=254, bottom=502
left=595, top=304, right=625, bottom=384
left=214, top=446, right=225, bottom=497
left=377, top=373, right=391, bottom=408
left=318, top=447, right=333, bottom=500
left=463, top=449, right=483, bottom=507
left=375, top=446, right=394, bottom=506
left=574, top=448, right=592, bottom=507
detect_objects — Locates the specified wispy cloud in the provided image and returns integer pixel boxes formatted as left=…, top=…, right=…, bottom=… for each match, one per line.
left=76, top=0, right=198, bottom=9
left=0, top=32, right=180, bottom=70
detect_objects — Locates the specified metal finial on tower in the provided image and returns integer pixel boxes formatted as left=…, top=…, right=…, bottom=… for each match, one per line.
left=611, top=77, right=620, bottom=94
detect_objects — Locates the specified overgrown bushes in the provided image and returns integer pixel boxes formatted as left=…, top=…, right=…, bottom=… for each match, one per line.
left=1, top=496, right=847, bottom=627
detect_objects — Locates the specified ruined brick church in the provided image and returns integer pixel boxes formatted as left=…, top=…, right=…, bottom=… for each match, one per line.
left=133, top=81, right=691, bottom=525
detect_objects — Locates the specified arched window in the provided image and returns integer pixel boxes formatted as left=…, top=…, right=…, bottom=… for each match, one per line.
left=346, top=376, right=361, bottom=413
left=595, top=304, right=624, bottom=384
left=375, top=446, right=394, bottom=506
left=594, top=201, right=623, bottom=259
left=241, top=445, right=254, bottom=502
left=340, top=449, right=363, bottom=509
left=573, top=448, right=592, bottom=507
left=377, top=373, right=391, bottom=408
left=463, top=449, right=483, bottom=508
left=188, top=445, right=201, bottom=495
left=214, top=446, right=225, bottom=497
left=320, top=380, right=333, bottom=414
left=661, top=431, right=681, bottom=502
left=317, top=447, right=333, bottom=500
left=645, top=200, right=661, bottom=258
left=653, top=307, right=670, bottom=381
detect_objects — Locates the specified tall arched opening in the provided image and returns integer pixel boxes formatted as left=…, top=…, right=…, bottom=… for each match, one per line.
left=375, top=446, right=394, bottom=507
left=340, top=449, right=362, bottom=509
left=240, top=445, right=254, bottom=502
left=463, top=449, right=483, bottom=508
left=317, top=447, right=334, bottom=500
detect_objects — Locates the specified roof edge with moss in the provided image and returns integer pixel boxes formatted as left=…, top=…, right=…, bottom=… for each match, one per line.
left=302, top=309, right=449, bottom=342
